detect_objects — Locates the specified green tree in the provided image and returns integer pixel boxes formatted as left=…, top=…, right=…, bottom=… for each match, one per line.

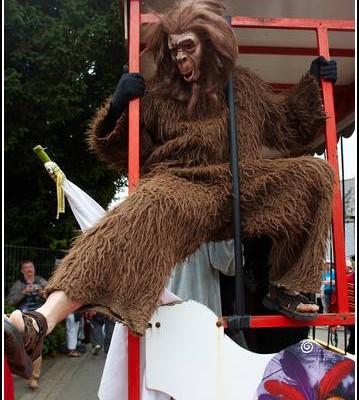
left=4, top=0, right=127, bottom=248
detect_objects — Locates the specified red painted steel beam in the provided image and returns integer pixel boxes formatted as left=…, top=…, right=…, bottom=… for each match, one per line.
left=139, top=42, right=354, bottom=58
left=128, top=332, right=141, bottom=400
left=230, top=16, right=354, bottom=31
left=128, top=1, right=141, bottom=400
left=316, top=28, right=349, bottom=315
left=237, top=45, right=354, bottom=57
left=220, top=313, right=355, bottom=329
left=142, top=13, right=354, bottom=32
left=137, top=11, right=355, bottom=330
left=128, top=0, right=141, bottom=192
left=249, top=314, right=355, bottom=328
left=270, top=83, right=350, bottom=91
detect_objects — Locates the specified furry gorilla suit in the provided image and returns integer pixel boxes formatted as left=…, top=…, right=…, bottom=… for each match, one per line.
left=46, top=0, right=335, bottom=335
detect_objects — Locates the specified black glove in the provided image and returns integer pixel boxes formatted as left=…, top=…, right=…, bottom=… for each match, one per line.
left=309, top=56, right=337, bottom=84
left=110, top=67, right=145, bottom=118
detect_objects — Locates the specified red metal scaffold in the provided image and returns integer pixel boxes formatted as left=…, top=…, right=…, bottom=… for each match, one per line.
left=126, top=2, right=355, bottom=398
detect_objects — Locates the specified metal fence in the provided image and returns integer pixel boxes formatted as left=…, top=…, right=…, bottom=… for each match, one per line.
left=4, top=245, right=68, bottom=297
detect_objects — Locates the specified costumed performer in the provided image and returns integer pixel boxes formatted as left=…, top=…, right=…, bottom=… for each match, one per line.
left=5, top=0, right=338, bottom=378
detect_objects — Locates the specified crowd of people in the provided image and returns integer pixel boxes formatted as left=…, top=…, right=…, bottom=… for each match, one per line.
left=7, top=261, right=47, bottom=389
left=6, top=260, right=115, bottom=391
left=5, top=248, right=355, bottom=393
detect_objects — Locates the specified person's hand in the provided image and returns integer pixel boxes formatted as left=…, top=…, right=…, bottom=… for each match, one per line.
left=309, top=56, right=337, bottom=84
left=36, top=287, right=46, bottom=298
left=22, top=285, right=35, bottom=295
left=111, top=68, right=145, bottom=118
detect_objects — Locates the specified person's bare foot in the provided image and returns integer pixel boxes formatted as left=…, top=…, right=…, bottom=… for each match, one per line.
left=9, top=310, right=26, bottom=332
left=28, top=377, right=39, bottom=389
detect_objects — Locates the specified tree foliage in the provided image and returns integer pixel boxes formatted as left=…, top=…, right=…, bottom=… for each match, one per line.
left=4, top=0, right=127, bottom=248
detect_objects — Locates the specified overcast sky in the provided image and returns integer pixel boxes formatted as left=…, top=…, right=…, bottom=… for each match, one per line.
left=339, top=130, right=356, bottom=180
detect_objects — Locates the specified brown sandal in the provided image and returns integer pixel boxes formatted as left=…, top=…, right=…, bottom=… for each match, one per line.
left=262, top=285, right=318, bottom=321
left=4, top=319, right=33, bottom=379
left=4, top=311, right=48, bottom=379
left=22, top=311, right=48, bottom=361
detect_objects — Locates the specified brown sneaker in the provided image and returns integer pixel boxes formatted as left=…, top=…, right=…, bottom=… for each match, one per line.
left=92, top=345, right=102, bottom=356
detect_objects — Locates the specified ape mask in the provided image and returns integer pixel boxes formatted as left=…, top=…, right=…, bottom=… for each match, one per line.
left=144, top=0, right=238, bottom=115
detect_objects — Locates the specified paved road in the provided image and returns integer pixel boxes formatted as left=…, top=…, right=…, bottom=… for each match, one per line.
left=309, top=325, right=349, bottom=352
left=13, top=346, right=106, bottom=400
left=12, top=327, right=351, bottom=400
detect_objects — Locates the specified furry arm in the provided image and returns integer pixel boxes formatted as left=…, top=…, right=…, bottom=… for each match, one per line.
left=261, top=72, right=327, bottom=157
left=86, top=97, right=155, bottom=173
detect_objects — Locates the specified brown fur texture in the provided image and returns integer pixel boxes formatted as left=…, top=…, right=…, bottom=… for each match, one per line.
left=46, top=0, right=335, bottom=335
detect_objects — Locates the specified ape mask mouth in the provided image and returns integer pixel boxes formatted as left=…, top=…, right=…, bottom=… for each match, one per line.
left=179, top=68, right=195, bottom=82
left=168, top=32, right=201, bottom=83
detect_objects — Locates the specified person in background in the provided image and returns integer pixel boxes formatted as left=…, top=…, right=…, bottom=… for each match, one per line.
left=329, top=257, right=355, bottom=354
left=345, top=258, right=355, bottom=354
left=349, top=254, right=355, bottom=272
left=85, top=311, right=105, bottom=356
left=7, top=261, right=47, bottom=389
left=66, top=312, right=82, bottom=357
left=321, top=260, right=336, bottom=313
left=103, top=316, right=115, bottom=354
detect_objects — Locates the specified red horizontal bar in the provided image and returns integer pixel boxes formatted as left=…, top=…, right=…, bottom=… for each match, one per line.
left=141, top=14, right=354, bottom=32
left=250, top=314, right=355, bottom=328
left=139, top=42, right=354, bottom=58
left=230, top=16, right=354, bottom=31
left=270, top=84, right=350, bottom=92
left=237, top=45, right=354, bottom=57
left=220, top=313, right=355, bottom=329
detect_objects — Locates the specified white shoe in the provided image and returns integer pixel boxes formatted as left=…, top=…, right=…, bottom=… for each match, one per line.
left=92, top=345, right=101, bottom=356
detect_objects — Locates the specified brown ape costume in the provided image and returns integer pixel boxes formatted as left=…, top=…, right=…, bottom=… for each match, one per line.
left=46, top=0, right=335, bottom=335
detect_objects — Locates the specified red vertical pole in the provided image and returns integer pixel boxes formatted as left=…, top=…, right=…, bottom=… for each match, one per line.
left=4, top=357, right=15, bottom=400
left=128, top=0, right=140, bottom=191
left=316, top=28, right=349, bottom=314
left=128, top=1, right=141, bottom=399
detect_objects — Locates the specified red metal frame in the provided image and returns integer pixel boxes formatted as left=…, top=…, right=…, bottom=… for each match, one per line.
left=127, top=10, right=355, bottom=399
left=225, top=16, right=355, bottom=328
left=128, top=0, right=141, bottom=192
left=316, top=27, right=349, bottom=316
left=128, top=1, right=141, bottom=400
